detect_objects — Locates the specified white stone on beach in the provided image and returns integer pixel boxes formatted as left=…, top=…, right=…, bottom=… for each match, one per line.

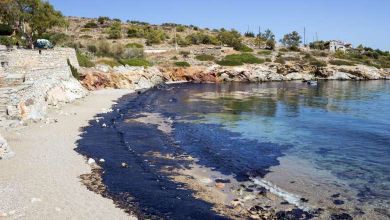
left=87, top=158, right=96, bottom=165
left=30, top=198, right=42, bottom=203
left=102, top=123, right=107, bottom=127
left=200, top=178, right=213, bottom=184
left=121, top=162, right=128, bottom=168
left=99, top=158, right=105, bottom=163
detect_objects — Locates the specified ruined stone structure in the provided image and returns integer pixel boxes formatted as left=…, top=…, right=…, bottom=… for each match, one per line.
left=0, top=47, right=87, bottom=121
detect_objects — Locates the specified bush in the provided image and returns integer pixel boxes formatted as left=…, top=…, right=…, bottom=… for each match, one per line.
left=244, top=31, right=255, bottom=38
left=239, top=44, right=254, bottom=52
left=217, top=53, right=264, bottom=66
left=274, top=57, right=286, bottom=64
left=258, top=50, right=272, bottom=55
left=84, top=22, right=98, bottom=28
left=125, top=43, right=144, bottom=48
left=146, top=29, right=166, bottom=45
left=265, top=58, right=272, bottom=62
left=0, top=36, right=13, bottom=47
left=217, top=30, right=242, bottom=50
left=180, top=51, right=190, bottom=57
left=185, top=33, right=220, bottom=45
left=80, top=35, right=93, bottom=39
left=86, top=45, right=97, bottom=54
left=98, top=16, right=110, bottom=24
left=108, top=22, right=122, bottom=39
left=310, top=59, right=327, bottom=67
left=76, top=51, right=95, bottom=67
left=175, top=61, right=191, bottom=67
left=0, top=24, right=13, bottom=36
left=67, top=59, right=80, bottom=80
left=176, top=26, right=185, bottom=32
left=195, top=54, right=215, bottom=61
left=329, top=59, right=355, bottom=66
left=216, top=60, right=243, bottom=66
left=96, top=58, right=121, bottom=67
left=119, top=58, right=151, bottom=67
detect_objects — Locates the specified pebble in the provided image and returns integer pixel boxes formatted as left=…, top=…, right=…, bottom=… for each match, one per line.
left=215, top=182, right=225, bottom=189
left=87, top=158, right=96, bottom=165
left=102, top=123, right=107, bottom=127
left=99, top=158, right=105, bottom=163
left=30, top=198, right=42, bottom=203
left=121, top=162, right=128, bottom=168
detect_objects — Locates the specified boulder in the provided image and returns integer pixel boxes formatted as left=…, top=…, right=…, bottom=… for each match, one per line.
left=0, top=134, right=14, bottom=159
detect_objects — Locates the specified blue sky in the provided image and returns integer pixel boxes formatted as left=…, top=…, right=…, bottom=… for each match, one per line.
left=49, top=0, right=390, bottom=51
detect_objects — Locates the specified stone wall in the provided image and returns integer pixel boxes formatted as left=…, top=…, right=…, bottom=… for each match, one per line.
left=0, top=48, right=87, bottom=121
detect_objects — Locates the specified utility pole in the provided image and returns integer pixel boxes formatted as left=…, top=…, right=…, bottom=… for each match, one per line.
left=174, top=28, right=178, bottom=52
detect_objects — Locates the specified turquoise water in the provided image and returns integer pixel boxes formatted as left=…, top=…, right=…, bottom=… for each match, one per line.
left=190, top=81, right=390, bottom=214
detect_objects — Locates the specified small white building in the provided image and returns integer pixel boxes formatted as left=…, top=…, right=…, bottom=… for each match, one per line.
left=329, top=40, right=352, bottom=53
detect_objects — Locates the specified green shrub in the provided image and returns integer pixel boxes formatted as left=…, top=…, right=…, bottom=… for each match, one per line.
left=145, top=29, right=166, bottom=45
left=76, top=51, right=95, bottom=67
left=119, top=58, right=151, bottom=67
left=257, top=50, right=272, bottom=55
left=176, top=26, right=185, bottom=32
left=0, top=24, right=13, bottom=36
left=96, top=58, right=121, bottom=67
left=310, top=59, right=327, bottom=67
left=80, top=35, right=93, bottom=39
left=171, top=56, right=178, bottom=60
left=265, top=58, right=272, bottom=62
left=274, top=57, right=286, bottom=64
left=98, top=16, right=110, bottom=24
left=279, top=48, right=288, bottom=52
left=217, top=30, right=242, bottom=50
left=195, top=54, right=215, bottom=61
left=125, top=43, right=144, bottom=48
left=87, top=44, right=97, bottom=53
left=67, top=59, right=80, bottom=80
left=84, top=22, right=98, bottom=28
left=311, top=50, right=328, bottom=57
left=224, top=53, right=264, bottom=64
left=0, top=36, right=13, bottom=46
left=216, top=60, right=243, bottom=66
left=175, top=61, right=191, bottom=67
left=329, top=59, right=355, bottom=66
left=179, top=51, right=190, bottom=56
left=185, top=33, right=220, bottom=45
left=108, top=22, right=122, bottom=39
left=80, top=28, right=90, bottom=32
left=239, top=44, right=254, bottom=52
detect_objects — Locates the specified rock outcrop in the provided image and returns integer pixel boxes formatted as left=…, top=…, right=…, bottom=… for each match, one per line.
left=80, top=65, right=165, bottom=90
left=0, top=133, right=13, bottom=159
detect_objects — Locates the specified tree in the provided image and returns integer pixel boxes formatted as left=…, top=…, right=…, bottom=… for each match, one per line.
left=280, top=31, right=302, bottom=49
left=0, top=0, right=66, bottom=48
left=255, top=29, right=275, bottom=50
left=217, top=29, right=242, bottom=50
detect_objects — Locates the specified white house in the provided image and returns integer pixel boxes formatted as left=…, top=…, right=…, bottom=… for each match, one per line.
left=329, top=40, right=352, bottom=53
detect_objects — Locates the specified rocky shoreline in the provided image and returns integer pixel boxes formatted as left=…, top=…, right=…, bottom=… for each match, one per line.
left=79, top=63, right=390, bottom=90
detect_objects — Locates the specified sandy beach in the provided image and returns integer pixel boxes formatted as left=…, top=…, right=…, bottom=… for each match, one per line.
left=0, top=89, right=135, bottom=220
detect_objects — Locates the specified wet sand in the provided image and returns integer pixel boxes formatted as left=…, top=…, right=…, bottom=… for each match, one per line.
left=0, top=89, right=136, bottom=220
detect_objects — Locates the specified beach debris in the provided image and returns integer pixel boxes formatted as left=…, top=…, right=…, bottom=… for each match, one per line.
left=215, top=178, right=231, bottom=183
left=30, top=197, right=42, bottom=203
left=215, top=182, right=225, bottom=189
left=87, top=158, right=96, bottom=165
left=276, top=208, right=314, bottom=219
left=300, top=197, right=309, bottom=203
left=333, top=199, right=345, bottom=205
left=200, top=178, right=212, bottom=184
left=99, top=158, right=105, bottom=163
left=121, top=162, right=128, bottom=168
left=331, top=193, right=341, bottom=198
left=330, top=213, right=353, bottom=220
